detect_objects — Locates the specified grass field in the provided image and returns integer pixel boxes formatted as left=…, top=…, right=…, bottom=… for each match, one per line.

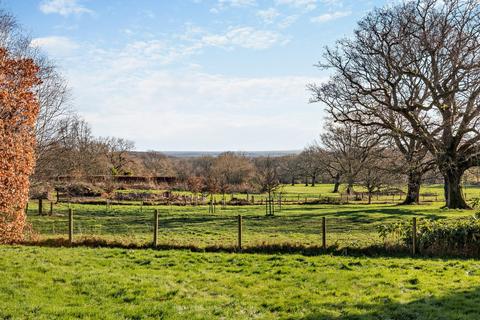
left=25, top=184, right=479, bottom=250
left=4, top=184, right=480, bottom=319
left=1, top=246, right=480, bottom=319
left=116, top=183, right=480, bottom=204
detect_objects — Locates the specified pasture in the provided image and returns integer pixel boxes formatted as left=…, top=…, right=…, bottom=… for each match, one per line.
left=1, top=246, right=480, bottom=319
left=0, top=183, right=476, bottom=319
left=25, top=184, right=480, bottom=251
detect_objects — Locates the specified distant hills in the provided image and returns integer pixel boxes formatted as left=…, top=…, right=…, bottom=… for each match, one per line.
left=134, top=150, right=301, bottom=158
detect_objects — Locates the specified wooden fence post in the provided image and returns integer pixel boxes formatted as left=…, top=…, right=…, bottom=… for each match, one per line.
left=238, top=215, right=242, bottom=251
left=38, top=198, right=43, bottom=216
left=412, top=217, right=417, bottom=256
left=153, top=209, right=159, bottom=248
left=322, top=217, right=326, bottom=250
left=68, top=208, right=73, bottom=245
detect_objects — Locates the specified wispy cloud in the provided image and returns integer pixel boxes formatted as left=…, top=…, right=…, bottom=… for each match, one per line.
left=31, top=36, right=79, bottom=56
left=210, top=0, right=256, bottom=13
left=310, top=10, right=351, bottom=23
left=73, top=69, right=321, bottom=150
left=256, top=8, right=280, bottom=24
left=201, top=26, right=289, bottom=50
left=39, top=0, right=93, bottom=16
left=275, top=0, right=317, bottom=12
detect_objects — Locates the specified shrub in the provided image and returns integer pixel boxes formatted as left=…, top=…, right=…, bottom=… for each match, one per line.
left=29, top=183, right=53, bottom=200
left=378, top=215, right=480, bottom=256
left=113, top=192, right=157, bottom=201
left=228, top=198, right=251, bottom=206
left=55, top=183, right=104, bottom=198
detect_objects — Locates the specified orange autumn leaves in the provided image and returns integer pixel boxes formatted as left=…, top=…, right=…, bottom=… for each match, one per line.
left=0, top=48, right=40, bottom=243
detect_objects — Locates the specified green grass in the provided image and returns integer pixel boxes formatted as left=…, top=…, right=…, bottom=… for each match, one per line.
left=27, top=182, right=480, bottom=250
left=1, top=246, right=480, bottom=319
left=26, top=198, right=474, bottom=250
left=114, top=183, right=480, bottom=203
left=7, top=184, right=480, bottom=318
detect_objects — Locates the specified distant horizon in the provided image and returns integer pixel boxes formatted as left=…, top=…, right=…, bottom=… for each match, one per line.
left=134, top=149, right=302, bottom=157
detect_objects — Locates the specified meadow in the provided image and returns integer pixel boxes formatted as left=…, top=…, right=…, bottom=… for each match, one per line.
left=25, top=184, right=480, bottom=251
left=0, top=184, right=476, bottom=319
left=1, top=246, right=480, bottom=319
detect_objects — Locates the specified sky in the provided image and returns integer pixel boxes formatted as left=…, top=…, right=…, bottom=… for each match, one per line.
left=5, top=0, right=389, bottom=151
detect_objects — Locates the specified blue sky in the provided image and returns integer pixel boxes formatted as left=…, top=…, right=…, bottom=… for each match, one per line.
left=5, top=0, right=388, bottom=151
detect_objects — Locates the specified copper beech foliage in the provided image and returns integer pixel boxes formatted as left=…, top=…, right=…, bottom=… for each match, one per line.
left=0, top=48, right=40, bottom=243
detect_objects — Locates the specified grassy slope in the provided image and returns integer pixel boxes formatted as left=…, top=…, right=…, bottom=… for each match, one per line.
left=1, top=246, right=479, bottom=320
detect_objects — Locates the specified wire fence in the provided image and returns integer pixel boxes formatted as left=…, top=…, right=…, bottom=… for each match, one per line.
left=26, top=201, right=415, bottom=252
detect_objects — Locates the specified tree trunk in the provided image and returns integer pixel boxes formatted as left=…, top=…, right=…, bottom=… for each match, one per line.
left=401, top=171, right=422, bottom=205
left=443, top=168, right=469, bottom=209
left=304, top=177, right=308, bottom=186
left=346, top=184, right=353, bottom=195
left=332, top=173, right=340, bottom=193
left=367, top=191, right=372, bottom=204
left=291, top=176, right=295, bottom=186
left=311, top=174, right=316, bottom=187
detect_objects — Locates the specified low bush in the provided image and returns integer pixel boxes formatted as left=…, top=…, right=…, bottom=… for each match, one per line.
left=228, top=198, right=251, bottom=206
left=29, top=183, right=52, bottom=200
left=55, top=183, right=104, bottom=198
left=378, top=215, right=480, bottom=256
left=113, top=192, right=157, bottom=201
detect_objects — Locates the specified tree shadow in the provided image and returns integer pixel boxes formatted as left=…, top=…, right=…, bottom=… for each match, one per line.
left=302, top=286, right=480, bottom=320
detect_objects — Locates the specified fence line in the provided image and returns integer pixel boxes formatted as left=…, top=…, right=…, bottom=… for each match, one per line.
left=29, top=208, right=422, bottom=256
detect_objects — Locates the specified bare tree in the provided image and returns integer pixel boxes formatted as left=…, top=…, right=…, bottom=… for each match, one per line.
left=39, top=116, right=108, bottom=178
left=213, top=152, right=255, bottom=196
left=310, top=0, right=480, bottom=208
left=278, top=154, right=301, bottom=186
left=357, top=147, right=402, bottom=204
left=308, top=143, right=343, bottom=193
left=388, top=134, right=435, bottom=204
left=141, top=151, right=175, bottom=176
left=0, top=9, right=72, bottom=180
left=101, top=137, right=135, bottom=175
left=298, top=146, right=323, bottom=187
left=255, top=156, right=280, bottom=216
left=190, top=156, right=217, bottom=195
left=320, top=122, right=382, bottom=194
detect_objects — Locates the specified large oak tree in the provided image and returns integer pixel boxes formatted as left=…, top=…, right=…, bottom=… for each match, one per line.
left=310, top=0, right=480, bottom=208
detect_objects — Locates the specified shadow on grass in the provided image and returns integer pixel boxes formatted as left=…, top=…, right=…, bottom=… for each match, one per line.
left=302, top=287, right=480, bottom=320
left=21, top=237, right=480, bottom=260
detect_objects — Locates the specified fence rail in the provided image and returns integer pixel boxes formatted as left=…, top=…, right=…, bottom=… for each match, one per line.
left=27, top=203, right=425, bottom=256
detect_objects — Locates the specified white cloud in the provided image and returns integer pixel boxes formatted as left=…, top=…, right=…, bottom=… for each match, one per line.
left=46, top=36, right=324, bottom=150
left=275, top=0, right=317, bottom=11
left=39, top=0, right=93, bottom=16
left=256, top=8, right=280, bottom=24
left=31, top=36, right=79, bottom=57
left=278, top=15, right=299, bottom=29
left=219, top=0, right=256, bottom=7
left=310, top=10, right=351, bottom=23
left=210, top=0, right=256, bottom=13
left=202, top=27, right=289, bottom=50
left=71, top=68, right=322, bottom=150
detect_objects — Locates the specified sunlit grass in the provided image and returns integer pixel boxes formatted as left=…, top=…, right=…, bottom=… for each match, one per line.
left=26, top=191, right=475, bottom=250
left=1, top=246, right=479, bottom=319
